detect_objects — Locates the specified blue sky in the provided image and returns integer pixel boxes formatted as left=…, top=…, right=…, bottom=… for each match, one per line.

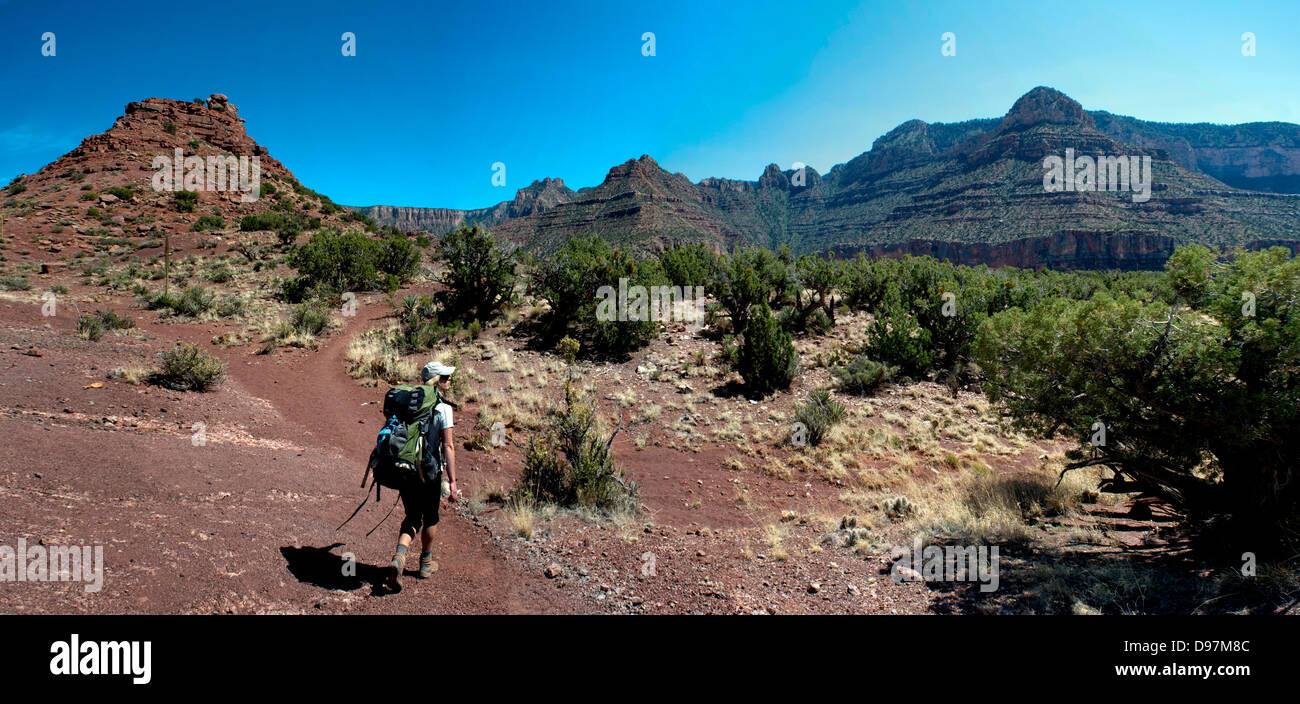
left=1, top=0, right=1297, bottom=209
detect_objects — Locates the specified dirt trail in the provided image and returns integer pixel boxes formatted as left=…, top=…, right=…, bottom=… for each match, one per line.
left=0, top=293, right=583, bottom=614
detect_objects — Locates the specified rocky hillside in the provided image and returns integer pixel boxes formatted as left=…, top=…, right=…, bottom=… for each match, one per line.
left=361, top=87, right=1300, bottom=268
left=2, top=94, right=357, bottom=267
left=1089, top=111, right=1300, bottom=194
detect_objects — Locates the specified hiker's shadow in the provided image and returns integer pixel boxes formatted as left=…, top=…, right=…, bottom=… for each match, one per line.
left=280, top=543, right=395, bottom=596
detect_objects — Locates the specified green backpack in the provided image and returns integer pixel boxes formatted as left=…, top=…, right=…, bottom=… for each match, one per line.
left=371, top=384, right=441, bottom=490
left=338, top=384, right=444, bottom=536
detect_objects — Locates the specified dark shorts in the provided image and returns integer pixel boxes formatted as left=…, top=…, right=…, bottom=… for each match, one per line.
left=399, top=480, right=441, bottom=536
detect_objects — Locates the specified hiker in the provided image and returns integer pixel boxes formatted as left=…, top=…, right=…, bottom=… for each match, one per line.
left=386, top=360, right=458, bottom=590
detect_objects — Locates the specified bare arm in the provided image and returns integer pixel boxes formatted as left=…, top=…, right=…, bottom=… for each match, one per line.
left=442, top=426, right=458, bottom=501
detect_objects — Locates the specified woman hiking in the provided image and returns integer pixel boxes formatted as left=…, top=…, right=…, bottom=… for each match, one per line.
left=385, top=360, right=458, bottom=591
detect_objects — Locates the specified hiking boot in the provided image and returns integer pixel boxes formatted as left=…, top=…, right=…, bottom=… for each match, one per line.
left=418, top=554, right=439, bottom=579
left=386, top=555, right=404, bottom=592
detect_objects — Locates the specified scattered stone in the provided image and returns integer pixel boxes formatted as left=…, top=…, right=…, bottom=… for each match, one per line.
left=1072, top=600, right=1101, bottom=616
left=544, top=563, right=563, bottom=579
left=807, top=582, right=821, bottom=594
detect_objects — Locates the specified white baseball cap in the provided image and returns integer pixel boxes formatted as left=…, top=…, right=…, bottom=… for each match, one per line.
left=421, top=360, right=456, bottom=381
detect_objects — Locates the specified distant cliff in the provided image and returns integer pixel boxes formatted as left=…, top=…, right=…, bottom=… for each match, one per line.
left=358, top=87, right=1300, bottom=270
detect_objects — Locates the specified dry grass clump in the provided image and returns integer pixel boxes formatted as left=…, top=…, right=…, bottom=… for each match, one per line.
left=763, top=523, right=790, bottom=561
left=901, top=465, right=1102, bottom=546
left=106, top=364, right=149, bottom=385
left=506, top=497, right=536, bottom=539
left=346, top=326, right=415, bottom=384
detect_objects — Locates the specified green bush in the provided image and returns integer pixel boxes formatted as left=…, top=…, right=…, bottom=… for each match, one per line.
left=174, top=190, right=199, bottom=213
left=240, top=211, right=309, bottom=245
left=192, top=215, right=225, bottom=232
left=147, top=286, right=214, bottom=317
left=215, top=293, right=244, bottom=318
left=104, top=186, right=135, bottom=201
left=432, top=224, right=518, bottom=322
left=736, top=303, right=797, bottom=395
left=396, top=294, right=459, bottom=353
left=975, top=245, right=1300, bottom=549
left=77, top=310, right=135, bottom=341
left=865, top=299, right=935, bottom=377
left=657, top=241, right=718, bottom=288
left=707, top=246, right=794, bottom=336
left=154, top=343, right=225, bottom=391
left=793, top=389, right=845, bottom=447
left=516, top=377, right=638, bottom=516
left=790, top=253, right=844, bottom=332
left=284, top=229, right=419, bottom=301
left=833, top=354, right=896, bottom=395
left=204, top=261, right=234, bottom=283
left=162, top=121, right=178, bottom=135
left=0, top=273, right=30, bottom=291
left=291, top=301, right=332, bottom=336
left=528, top=234, right=662, bottom=355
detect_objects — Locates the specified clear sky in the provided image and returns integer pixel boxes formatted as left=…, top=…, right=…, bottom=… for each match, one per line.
left=1, top=0, right=1297, bottom=209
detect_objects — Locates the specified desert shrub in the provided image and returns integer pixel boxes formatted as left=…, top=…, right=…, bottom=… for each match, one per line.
left=174, top=190, right=199, bottom=213
left=162, top=121, right=178, bottom=135
left=192, top=214, right=225, bottom=232
left=975, top=245, right=1300, bottom=552
left=793, top=388, right=845, bottom=447
left=291, top=301, right=332, bottom=336
left=79, top=192, right=97, bottom=202
left=147, top=286, right=214, bottom=317
left=396, top=294, right=459, bottom=353
left=6, top=183, right=26, bottom=197
left=865, top=299, right=934, bottom=377
left=283, top=228, right=418, bottom=300
left=0, top=273, right=31, bottom=291
left=432, top=224, right=517, bottom=323
left=375, top=233, right=421, bottom=284
left=790, top=252, right=844, bottom=331
left=515, top=376, right=638, bottom=516
left=842, top=255, right=894, bottom=311
left=833, top=354, right=896, bottom=395
left=736, top=303, right=797, bottom=395
left=104, top=186, right=135, bottom=201
left=707, top=246, right=794, bottom=336
left=239, top=211, right=309, bottom=245
left=657, top=241, right=718, bottom=288
left=77, top=310, right=135, bottom=341
left=153, top=343, right=225, bottom=391
left=204, top=261, right=234, bottom=283
left=214, top=293, right=244, bottom=318
left=528, top=234, right=662, bottom=355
